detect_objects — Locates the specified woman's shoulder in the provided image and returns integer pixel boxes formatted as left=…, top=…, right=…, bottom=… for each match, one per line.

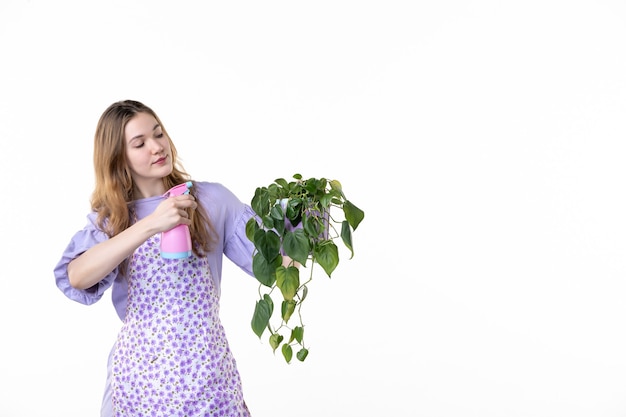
left=193, top=181, right=237, bottom=199
left=193, top=180, right=247, bottom=210
left=193, top=180, right=225, bottom=191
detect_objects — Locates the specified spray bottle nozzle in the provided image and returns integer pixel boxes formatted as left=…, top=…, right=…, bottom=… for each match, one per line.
left=163, top=181, right=193, bottom=198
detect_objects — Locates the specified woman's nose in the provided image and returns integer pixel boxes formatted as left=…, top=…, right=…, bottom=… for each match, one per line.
left=149, top=138, right=164, bottom=152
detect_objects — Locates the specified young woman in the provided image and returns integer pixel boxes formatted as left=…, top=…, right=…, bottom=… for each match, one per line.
left=54, top=100, right=256, bottom=416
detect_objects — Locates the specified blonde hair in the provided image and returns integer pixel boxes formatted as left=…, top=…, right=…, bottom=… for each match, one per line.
left=91, top=100, right=216, bottom=262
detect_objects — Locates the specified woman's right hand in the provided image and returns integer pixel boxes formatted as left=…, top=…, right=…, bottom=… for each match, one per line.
left=147, top=194, right=198, bottom=233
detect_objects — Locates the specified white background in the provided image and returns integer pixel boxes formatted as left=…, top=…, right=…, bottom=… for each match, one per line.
left=1, top=1, right=626, bottom=416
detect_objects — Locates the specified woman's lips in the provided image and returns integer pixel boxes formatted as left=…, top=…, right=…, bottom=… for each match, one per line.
left=153, top=156, right=167, bottom=165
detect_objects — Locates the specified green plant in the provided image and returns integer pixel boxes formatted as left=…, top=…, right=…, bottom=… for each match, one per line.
left=245, top=173, right=365, bottom=363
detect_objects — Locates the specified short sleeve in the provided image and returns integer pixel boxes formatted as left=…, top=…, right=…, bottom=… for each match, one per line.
left=54, top=212, right=120, bottom=306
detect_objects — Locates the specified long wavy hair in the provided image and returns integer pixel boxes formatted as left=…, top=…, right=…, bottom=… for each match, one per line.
left=90, top=100, right=216, bottom=262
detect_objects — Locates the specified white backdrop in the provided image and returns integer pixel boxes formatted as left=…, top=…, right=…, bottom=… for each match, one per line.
left=1, top=1, right=626, bottom=416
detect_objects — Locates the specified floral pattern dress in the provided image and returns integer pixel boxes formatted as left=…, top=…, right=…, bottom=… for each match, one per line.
left=111, top=233, right=250, bottom=417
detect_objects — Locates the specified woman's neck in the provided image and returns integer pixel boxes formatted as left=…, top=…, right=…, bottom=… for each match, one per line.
left=133, top=181, right=166, bottom=199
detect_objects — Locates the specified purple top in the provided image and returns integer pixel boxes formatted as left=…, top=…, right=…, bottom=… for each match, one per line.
left=54, top=181, right=256, bottom=320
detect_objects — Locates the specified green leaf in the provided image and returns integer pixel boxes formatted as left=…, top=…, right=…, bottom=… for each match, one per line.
left=245, top=217, right=259, bottom=242
left=343, top=200, right=364, bottom=230
left=269, top=333, right=283, bottom=352
left=283, top=229, right=310, bottom=265
left=276, top=266, right=300, bottom=300
left=285, top=198, right=303, bottom=226
left=304, top=177, right=322, bottom=195
left=269, top=204, right=285, bottom=235
left=251, top=187, right=271, bottom=217
left=296, top=347, right=309, bottom=362
left=315, top=241, right=339, bottom=277
left=267, top=183, right=281, bottom=200
left=253, top=228, right=281, bottom=263
left=290, top=326, right=304, bottom=344
left=303, top=214, right=324, bottom=241
left=251, top=252, right=280, bottom=287
left=263, top=293, right=274, bottom=315
left=275, top=177, right=289, bottom=188
left=320, top=193, right=334, bottom=208
left=329, top=179, right=342, bottom=193
left=282, top=344, right=293, bottom=363
left=340, top=220, right=354, bottom=259
left=251, top=297, right=272, bottom=338
left=261, top=214, right=275, bottom=230
left=281, top=299, right=296, bottom=322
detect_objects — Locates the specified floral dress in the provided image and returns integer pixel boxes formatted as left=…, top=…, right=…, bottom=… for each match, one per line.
left=111, top=233, right=250, bottom=417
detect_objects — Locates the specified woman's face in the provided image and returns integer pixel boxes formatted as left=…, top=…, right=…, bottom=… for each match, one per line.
left=124, top=112, right=173, bottom=196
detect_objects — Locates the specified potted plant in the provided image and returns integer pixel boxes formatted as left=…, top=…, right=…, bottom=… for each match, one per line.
left=245, top=173, right=365, bottom=363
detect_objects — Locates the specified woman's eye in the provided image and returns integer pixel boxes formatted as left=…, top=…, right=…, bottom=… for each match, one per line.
left=155, top=133, right=164, bottom=138
left=135, top=142, right=145, bottom=148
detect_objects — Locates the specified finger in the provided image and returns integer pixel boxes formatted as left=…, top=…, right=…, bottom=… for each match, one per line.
left=181, top=197, right=197, bottom=209
left=175, top=195, right=196, bottom=205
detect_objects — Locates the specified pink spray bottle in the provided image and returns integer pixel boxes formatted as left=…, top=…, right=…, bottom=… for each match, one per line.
left=160, top=181, right=193, bottom=259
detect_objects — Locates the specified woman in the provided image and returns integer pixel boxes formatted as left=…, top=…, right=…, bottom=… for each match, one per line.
left=54, top=100, right=255, bottom=416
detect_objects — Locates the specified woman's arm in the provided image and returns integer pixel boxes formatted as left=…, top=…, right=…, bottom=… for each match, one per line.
left=68, top=194, right=197, bottom=289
